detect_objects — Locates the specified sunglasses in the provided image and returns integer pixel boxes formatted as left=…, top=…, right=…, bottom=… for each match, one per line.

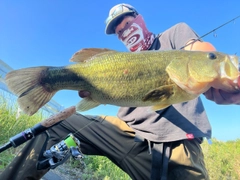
left=105, top=4, right=137, bottom=25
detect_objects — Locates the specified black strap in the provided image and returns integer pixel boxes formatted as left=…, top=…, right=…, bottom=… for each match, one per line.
left=151, top=142, right=171, bottom=180
left=149, top=33, right=161, bottom=50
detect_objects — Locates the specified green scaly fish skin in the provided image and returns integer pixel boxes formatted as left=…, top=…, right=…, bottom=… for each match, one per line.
left=5, top=48, right=239, bottom=116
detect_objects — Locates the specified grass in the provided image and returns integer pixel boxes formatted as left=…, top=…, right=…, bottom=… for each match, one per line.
left=0, top=93, right=239, bottom=179
left=0, top=93, right=46, bottom=169
left=202, top=139, right=240, bottom=180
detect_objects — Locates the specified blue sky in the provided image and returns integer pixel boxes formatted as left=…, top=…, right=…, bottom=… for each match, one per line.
left=0, top=0, right=239, bottom=141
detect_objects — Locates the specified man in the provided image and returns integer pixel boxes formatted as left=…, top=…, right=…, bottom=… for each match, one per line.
left=1, top=3, right=240, bottom=180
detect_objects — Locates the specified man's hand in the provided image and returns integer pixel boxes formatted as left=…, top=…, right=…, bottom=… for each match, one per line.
left=204, top=77, right=240, bottom=104
left=184, top=40, right=216, bottom=51
left=78, top=91, right=91, bottom=98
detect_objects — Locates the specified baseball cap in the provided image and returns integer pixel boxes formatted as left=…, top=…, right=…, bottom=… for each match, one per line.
left=105, top=3, right=138, bottom=34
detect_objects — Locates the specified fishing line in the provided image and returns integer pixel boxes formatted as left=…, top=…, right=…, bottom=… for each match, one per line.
left=180, top=15, right=240, bottom=49
left=72, top=118, right=95, bottom=136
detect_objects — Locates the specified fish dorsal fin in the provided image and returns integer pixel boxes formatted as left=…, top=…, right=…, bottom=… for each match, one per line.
left=70, top=48, right=117, bottom=62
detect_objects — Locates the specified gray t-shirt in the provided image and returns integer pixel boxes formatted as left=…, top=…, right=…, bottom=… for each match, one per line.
left=117, top=22, right=212, bottom=142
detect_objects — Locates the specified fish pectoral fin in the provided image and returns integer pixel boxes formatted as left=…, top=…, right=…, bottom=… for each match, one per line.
left=70, top=48, right=117, bottom=62
left=76, top=97, right=100, bottom=111
left=142, top=85, right=174, bottom=102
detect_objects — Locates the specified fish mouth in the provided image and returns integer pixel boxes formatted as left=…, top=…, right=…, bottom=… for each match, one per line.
left=220, top=55, right=239, bottom=79
left=230, top=55, right=240, bottom=87
left=229, top=55, right=239, bottom=70
left=219, top=55, right=240, bottom=91
left=229, top=55, right=239, bottom=85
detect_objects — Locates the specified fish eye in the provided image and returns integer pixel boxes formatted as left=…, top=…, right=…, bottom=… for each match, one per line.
left=208, top=52, right=217, bottom=60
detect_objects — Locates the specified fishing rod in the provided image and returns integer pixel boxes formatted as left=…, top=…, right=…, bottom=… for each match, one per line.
left=0, top=106, right=76, bottom=153
left=181, top=15, right=240, bottom=49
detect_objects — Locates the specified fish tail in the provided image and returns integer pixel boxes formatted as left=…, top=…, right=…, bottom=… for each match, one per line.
left=5, top=66, right=56, bottom=116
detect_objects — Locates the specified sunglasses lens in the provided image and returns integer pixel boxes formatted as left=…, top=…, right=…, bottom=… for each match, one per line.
left=106, top=5, right=123, bottom=24
left=112, top=5, right=123, bottom=17
left=106, top=4, right=135, bottom=24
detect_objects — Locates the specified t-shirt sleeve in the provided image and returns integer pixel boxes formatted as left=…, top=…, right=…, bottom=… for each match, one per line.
left=159, top=22, right=200, bottom=50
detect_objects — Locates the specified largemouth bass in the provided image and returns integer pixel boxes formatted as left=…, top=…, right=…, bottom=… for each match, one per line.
left=5, top=48, right=239, bottom=116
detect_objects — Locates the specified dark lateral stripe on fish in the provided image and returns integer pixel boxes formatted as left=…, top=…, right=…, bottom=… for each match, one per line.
left=39, top=67, right=93, bottom=91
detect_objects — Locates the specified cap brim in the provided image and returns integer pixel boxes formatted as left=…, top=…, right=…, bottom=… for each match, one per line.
left=105, top=11, right=134, bottom=34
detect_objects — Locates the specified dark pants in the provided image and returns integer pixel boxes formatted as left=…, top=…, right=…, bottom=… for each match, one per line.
left=0, top=113, right=209, bottom=180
